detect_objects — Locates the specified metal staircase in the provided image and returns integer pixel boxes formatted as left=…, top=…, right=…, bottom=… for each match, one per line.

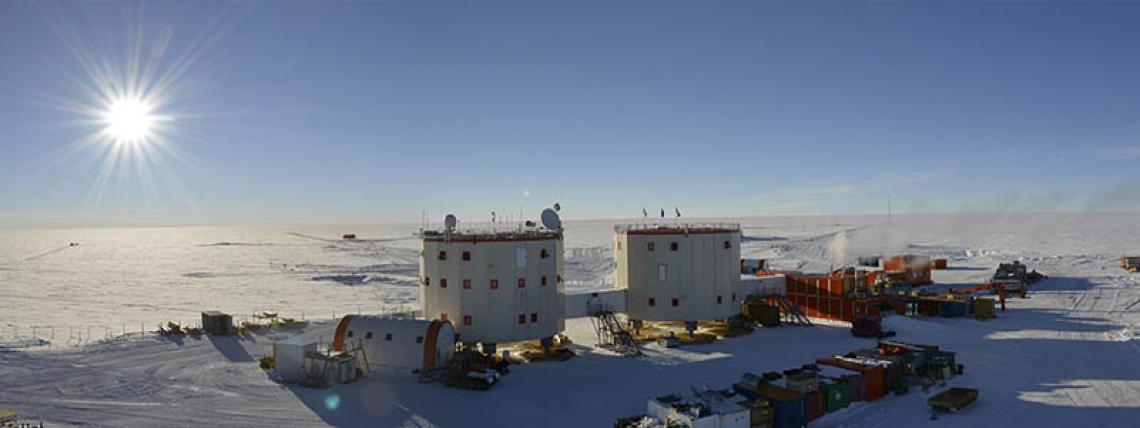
left=588, top=304, right=642, bottom=357
left=766, top=295, right=813, bottom=327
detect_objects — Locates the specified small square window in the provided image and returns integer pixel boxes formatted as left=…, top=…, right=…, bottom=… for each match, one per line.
left=540, top=249, right=549, bottom=259
left=462, top=251, right=471, bottom=261
left=647, top=242, right=655, bottom=251
left=463, top=315, right=472, bottom=326
left=518, top=314, right=526, bottom=325
left=439, top=278, right=448, bottom=288
left=672, top=298, right=679, bottom=307
left=648, top=298, right=656, bottom=307
left=517, top=278, right=525, bottom=288
left=490, top=279, right=499, bottom=290
left=384, top=333, right=393, bottom=341
left=346, top=330, right=354, bottom=338
left=365, top=331, right=373, bottom=339
left=423, top=276, right=430, bottom=286
left=724, top=241, right=731, bottom=249
left=530, top=313, right=538, bottom=323
left=541, top=276, right=548, bottom=286
left=416, top=336, right=424, bottom=344
left=463, top=279, right=472, bottom=289
left=441, top=313, right=448, bottom=321
left=717, top=295, right=723, bottom=304
left=670, top=242, right=679, bottom=251
left=438, top=251, right=447, bottom=261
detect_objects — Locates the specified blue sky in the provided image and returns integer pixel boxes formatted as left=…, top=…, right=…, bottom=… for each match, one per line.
left=1, top=1, right=1139, bottom=226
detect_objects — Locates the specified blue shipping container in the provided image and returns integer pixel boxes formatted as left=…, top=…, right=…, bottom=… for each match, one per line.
left=938, top=301, right=968, bottom=318
left=754, top=384, right=807, bottom=428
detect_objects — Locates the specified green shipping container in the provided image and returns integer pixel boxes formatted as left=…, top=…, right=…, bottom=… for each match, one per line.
left=821, top=381, right=850, bottom=412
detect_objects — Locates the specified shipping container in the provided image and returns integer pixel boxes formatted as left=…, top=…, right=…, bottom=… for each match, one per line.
left=930, top=259, right=948, bottom=270
left=816, top=356, right=888, bottom=401
left=938, top=300, right=969, bottom=318
left=805, top=390, right=825, bottom=422
left=752, top=384, right=806, bottom=428
left=884, top=255, right=933, bottom=285
left=820, top=380, right=850, bottom=412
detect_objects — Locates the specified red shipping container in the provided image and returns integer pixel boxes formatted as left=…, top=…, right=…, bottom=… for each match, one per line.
left=816, top=356, right=887, bottom=401
left=805, top=389, right=825, bottom=421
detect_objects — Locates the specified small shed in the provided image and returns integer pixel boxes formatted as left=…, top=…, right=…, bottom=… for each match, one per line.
left=274, top=339, right=318, bottom=383
left=201, top=311, right=232, bottom=336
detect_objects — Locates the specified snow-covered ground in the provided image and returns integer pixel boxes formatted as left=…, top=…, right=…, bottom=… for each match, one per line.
left=1, top=213, right=1139, bottom=427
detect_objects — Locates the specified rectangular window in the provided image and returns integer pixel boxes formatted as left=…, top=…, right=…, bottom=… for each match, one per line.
left=732, top=293, right=737, bottom=302
left=670, top=242, right=679, bottom=251
left=416, top=336, right=424, bottom=344
left=516, top=247, right=527, bottom=267
left=658, top=264, right=668, bottom=282
left=463, top=315, right=472, bottom=326
left=541, top=276, right=548, bottom=286
left=423, top=276, right=430, bottom=286
left=717, top=295, right=723, bottom=304
left=540, top=249, right=549, bottom=259
left=365, top=331, right=373, bottom=339
left=384, top=333, right=393, bottom=341
left=518, top=314, right=526, bottom=325
left=462, top=251, right=471, bottom=261
left=438, top=251, right=447, bottom=261
left=517, top=278, right=525, bottom=288
left=440, top=313, right=448, bottom=321
left=530, top=313, right=538, bottom=323
left=647, top=242, right=655, bottom=251
left=649, top=298, right=656, bottom=307
left=672, top=298, right=679, bottom=307
left=347, top=330, right=354, bottom=338
left=724, top=241, right=732, bottom=249
left=439, top=278, right=448, bottom=288
left=462, top=279, right=472, bottom=290
left=490, top=279, right=499, bottom=290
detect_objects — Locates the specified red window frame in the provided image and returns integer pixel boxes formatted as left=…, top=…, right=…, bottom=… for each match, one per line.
left=463, top=315, right=472, bottom=326
left=490, top=279, right=499, bottom=290
left=462, top=279, right=471, bottom=290
left=517, top=278, right=525, bottom=288
left=517, top=314, right=526, bottom=325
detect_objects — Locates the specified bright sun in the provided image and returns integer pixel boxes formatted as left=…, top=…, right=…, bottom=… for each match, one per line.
left=102, top=97, right=155, bottom=143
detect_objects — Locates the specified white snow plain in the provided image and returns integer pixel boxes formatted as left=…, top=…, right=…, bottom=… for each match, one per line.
left=1, top=212, right=1139, bottom=427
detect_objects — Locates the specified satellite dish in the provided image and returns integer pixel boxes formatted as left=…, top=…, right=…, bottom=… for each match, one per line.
left=444, top=214, right=457, bottom=230
left=541, top=208, right=561, bottom=230
left=553, top=202, right=561, bottom=212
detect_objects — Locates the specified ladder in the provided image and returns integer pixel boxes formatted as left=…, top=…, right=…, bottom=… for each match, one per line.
left=588, top=304, right=642, bottom=357
left=766, top=295, right=813, bottom=327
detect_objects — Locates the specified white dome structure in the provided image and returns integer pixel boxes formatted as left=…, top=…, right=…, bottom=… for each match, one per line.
left=332, top=316, right=456, bottom=371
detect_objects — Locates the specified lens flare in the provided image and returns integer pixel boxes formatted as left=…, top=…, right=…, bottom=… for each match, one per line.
left=102, top=97, right=156, bottom=144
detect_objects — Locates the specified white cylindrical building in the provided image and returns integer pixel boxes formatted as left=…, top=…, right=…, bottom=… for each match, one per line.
left=614, top=223, right=742, bottom=326
left=332, top=316, right=456, bottom=371
left=419, top=221, right=565, bottom=353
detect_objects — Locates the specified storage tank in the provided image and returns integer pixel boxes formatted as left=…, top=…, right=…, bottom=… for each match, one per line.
left=614, top=223, right=742, bottom=329
left=419, top=211, right=565, bottom=354
left=331, top=315, right=456, bottom=371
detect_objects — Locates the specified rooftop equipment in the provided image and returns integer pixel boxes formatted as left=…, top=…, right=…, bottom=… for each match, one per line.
left=200, top=311, right=232, bottom=336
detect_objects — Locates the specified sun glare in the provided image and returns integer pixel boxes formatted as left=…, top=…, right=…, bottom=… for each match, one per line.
left=102, top=97, right=155, bottom=144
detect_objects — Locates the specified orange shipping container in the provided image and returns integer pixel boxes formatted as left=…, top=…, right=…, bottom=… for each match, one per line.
left=816, top=356, right=887, bottom=401
left=805, top=390, right=825, bottom=421
left=931, top=259, right=948, bottom=270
